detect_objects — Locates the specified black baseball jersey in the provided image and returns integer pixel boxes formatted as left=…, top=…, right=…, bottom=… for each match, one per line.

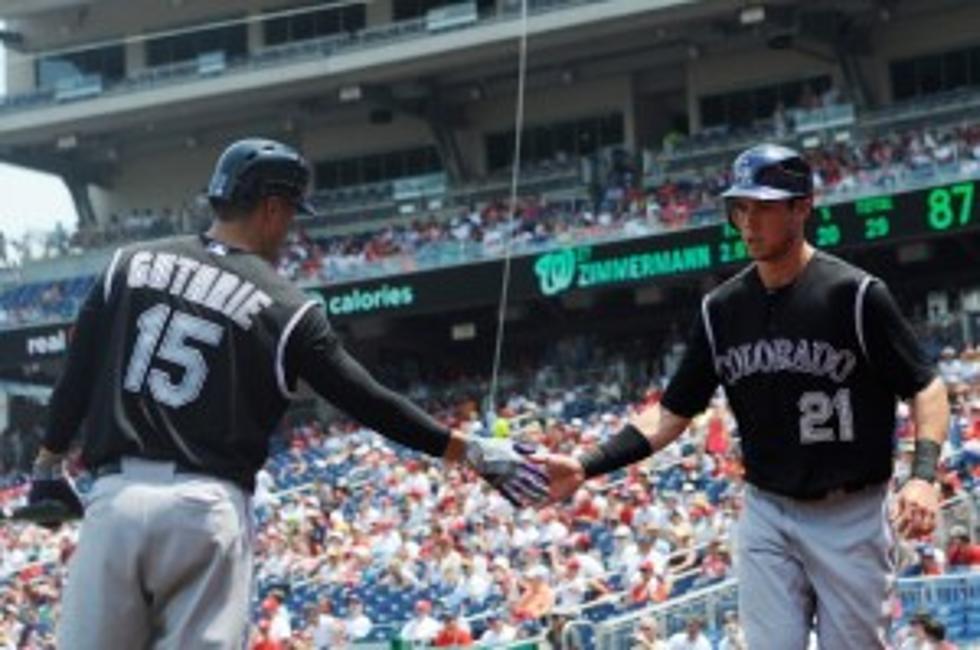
left=43, top=234, right=449, bottom=491
left=661, top=251, right=935, bottom=498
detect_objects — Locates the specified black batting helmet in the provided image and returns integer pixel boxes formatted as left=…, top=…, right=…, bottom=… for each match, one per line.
left=207, top=138, right=316, bottom=215
left=722, top=143, right=812, bottom=201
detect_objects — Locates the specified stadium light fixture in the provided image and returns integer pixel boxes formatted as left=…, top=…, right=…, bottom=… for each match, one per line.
left=339, top=85, right=362, bottom=102
left=801, top=135, right=821, bottom=149
left=739, top=5, right=766, bottom=25
left=56, top=134, right=78, bottom=150
left=451, top=323, right=476, bottom=341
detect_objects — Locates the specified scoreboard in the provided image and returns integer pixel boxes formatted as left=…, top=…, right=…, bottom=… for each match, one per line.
left=533, top=179, right=979, bottom=297
left=718, top=180, right=976, bottom=265
left=305, top=177, right=980, bottom=314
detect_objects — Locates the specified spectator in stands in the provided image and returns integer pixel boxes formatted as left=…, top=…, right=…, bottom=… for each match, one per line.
left=250, top=619, right=282, bottom=650
left=718, top=610, right=747, bottom=650
left=457, top=556, right=493, bottom=608
left=667, top=527, right=698, bottom=576
left=609, top=524, right=641, bottom=575
left=566, top=534, right=606, bottom=582
left=262, top=592, right=292, bottom=643
left=919, top=545, right=945, bottom=576
left=631, top=617, right=666, bottom=650
left=312, top=600, right=343, bottom=650
left=635, top=529, right=669, bottom=575
left=896, top=610, right=931, bottom=650
left=923, top=617, right=958, bottom=650
left=554, top=556, right=608, bottom=610
left=433, top=609, right=473, bottom=647
left=478, top=613, right=517, bottom=646
left=545, top=611, right=584, bottom=650
left=692, top=539, right=731, bottom=588
left=514, top=565, right=555, bottom=621
left=666, top=616, right=711, bottom=650
left=628, top=560, right=671, bottom=606
left=945, top=525, right=980, bottom=568
left=399, top=600, right=441, bottom=645
left=939, top=347, right=967, bottom=386
left=342, top=595, right=373, bottom=642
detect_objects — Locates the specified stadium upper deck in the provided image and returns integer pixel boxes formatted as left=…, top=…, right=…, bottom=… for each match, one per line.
left=0, top=0, right=977, bottom=227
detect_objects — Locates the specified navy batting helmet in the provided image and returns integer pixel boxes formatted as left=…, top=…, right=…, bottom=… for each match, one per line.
left=207, top=138, right=316, bottom=215
left=721, top=143, right=812, bottom=201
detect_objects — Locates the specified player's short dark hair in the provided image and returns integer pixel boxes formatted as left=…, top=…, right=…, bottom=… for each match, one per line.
left=211, top=199, right=252, bottom=222
left=210, top=193, right=287, bottom=222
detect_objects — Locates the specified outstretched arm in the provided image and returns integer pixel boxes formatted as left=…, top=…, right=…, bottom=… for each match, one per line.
left=288, top=307, right=547, bottom=506
left=536, top=403, right=691, bottom=502
left=536, top=301, right=717, bottom=503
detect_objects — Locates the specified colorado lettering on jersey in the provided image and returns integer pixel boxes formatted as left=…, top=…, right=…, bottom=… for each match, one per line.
left=126, top=250, right=272, bottom=329
left=714, top=338, right=857, bottom=386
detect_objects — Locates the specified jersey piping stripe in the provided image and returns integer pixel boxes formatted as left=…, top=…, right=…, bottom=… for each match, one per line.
left=701, top=294, right=719, bottom=370
left=855, top=276, right=874, bottom=363
left=103, top=248, right=125, bottom=303
left=276, top=299, right=319, bottom=400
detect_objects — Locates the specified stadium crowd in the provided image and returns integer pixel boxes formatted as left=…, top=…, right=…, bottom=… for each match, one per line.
left=2, top=118, right=979, bottom=329
left=274, top=119, right=980, bottom=285
left=0, top=332, right=977, bottom=649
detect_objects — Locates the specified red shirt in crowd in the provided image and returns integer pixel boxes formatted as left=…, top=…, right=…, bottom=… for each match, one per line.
left=433, top=626, right=473, bottom=647
left=705, top=415, right=729, bottom=456
left=947, top=541, right=980, bottom=567
left=251, top=637, right=282, bottom=650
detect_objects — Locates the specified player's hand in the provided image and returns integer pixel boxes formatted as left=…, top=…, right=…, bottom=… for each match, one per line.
left=22, top=478, right=85, bottom=529
left=20, top=448, right=84, bottom=529
left=892, top=478, right=940, bottom=539
left=529, top=453, right=585, bottom=503
left=465, top=438, right=549, bottom=508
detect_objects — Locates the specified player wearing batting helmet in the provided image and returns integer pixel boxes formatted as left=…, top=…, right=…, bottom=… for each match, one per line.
left=26, top=137, right=548, bottom=649
left=534, top=143, right=949, bottom=649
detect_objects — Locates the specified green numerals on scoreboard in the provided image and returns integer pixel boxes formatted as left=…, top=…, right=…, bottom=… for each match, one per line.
left=855, top=195, right=893, bottom=242
left=815, top=207, right=841, bottom=247
left=927, top=182, right=975, bottom=231
left=864, top=215, right=890, bottom=240
left=718, top=239, right=747, bottom=263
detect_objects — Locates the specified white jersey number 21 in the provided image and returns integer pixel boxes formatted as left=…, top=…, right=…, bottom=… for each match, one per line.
left=798, top=388, right=854, bottom=444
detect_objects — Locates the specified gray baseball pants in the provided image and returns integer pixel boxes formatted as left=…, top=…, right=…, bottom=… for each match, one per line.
left=57, top=457, right=254, bottom=649
left=737, top=483, right=895, bottom=650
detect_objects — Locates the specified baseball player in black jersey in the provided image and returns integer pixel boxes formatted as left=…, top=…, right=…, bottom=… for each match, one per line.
left=535, top=144, right=950, bottom=649
left=25, top=138, right=548, bottom=649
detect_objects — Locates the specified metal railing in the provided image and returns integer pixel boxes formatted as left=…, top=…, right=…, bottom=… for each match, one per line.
left=594, top=572, right=980, bottom=649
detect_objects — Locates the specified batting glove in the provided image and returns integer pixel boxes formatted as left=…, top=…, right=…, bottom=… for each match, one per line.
left=21, top=450, right=84, bottom=529
left=465, top=438, right=548, bottom=508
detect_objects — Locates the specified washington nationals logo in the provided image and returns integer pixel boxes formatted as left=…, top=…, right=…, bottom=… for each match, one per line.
left=534, top=247, right=581, bottom=296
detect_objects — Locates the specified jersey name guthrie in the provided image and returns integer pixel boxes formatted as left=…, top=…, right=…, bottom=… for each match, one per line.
left=126, top=250, right=272, bottom=330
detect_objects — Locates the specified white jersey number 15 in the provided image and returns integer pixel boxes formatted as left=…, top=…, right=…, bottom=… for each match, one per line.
left=124, top=303, right=224, bottom=408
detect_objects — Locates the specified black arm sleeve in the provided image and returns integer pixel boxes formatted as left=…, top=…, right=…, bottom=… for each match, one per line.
left=861, top=280, right=936, bottom=398
left=43, top=276, right=107, bottom=453
left=286, top=307, right=451, bottom=458
left=660, top=306, right=721, bottom=418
